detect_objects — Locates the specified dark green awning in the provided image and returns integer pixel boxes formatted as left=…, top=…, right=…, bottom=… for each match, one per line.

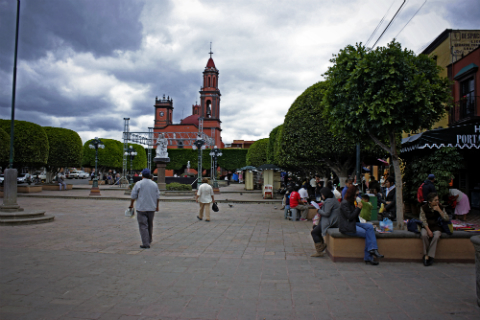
left=454, top=63, right=478, bottom=80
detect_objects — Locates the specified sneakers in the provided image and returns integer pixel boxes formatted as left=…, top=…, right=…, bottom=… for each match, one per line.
left=300, top=218, right=307, bottom=221
left=140, top=245, right=150, bottom=249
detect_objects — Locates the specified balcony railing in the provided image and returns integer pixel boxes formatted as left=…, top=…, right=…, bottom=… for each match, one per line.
left=451, top=96, right=479, bottom=124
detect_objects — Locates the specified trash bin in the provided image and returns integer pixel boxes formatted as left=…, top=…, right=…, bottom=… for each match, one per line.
left=368, top=193, right=378, bottom=221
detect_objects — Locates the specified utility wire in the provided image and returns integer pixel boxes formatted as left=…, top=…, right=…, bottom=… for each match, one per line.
left=372, top=0, right=407, bottom=48
left=365, top=0, right=396, bottom=47
left=394, top=0, right=427, bottom=39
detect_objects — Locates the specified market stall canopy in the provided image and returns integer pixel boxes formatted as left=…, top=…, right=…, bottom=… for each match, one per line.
left=401, top=123, right=480, bottom=153
left=257, top=164, right=283, bottom=171
left=238, top=166, right=257, bottom=171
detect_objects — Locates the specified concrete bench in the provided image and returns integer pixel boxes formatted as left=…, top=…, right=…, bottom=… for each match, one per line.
left=325, top=228, right=476, bottom=263
left=42, top=184, right=73, bottom=191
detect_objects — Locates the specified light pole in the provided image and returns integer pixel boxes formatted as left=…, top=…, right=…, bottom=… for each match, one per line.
left=191, top=136, right=206, bottom=189
left=209, top=145, right=222, bottom=189
left=89, top=137, right=104, bottom=196
left=125, top=146, right=137, bottom=185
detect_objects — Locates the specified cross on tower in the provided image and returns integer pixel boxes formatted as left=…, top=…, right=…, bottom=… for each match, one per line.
left=209, top=42, right=213, bottom=58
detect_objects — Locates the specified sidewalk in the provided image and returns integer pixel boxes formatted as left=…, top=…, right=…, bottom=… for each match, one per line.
left=0, top=197, right=478, bottom=320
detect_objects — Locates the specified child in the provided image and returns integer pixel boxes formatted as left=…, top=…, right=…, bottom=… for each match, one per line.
left=359, top=194, right=373, bottom=221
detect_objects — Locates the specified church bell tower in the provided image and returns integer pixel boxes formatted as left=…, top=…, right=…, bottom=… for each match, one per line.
left=200, top=45, right=221, bottom=119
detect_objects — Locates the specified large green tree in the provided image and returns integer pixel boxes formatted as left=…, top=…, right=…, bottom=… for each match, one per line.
left=82, top=138, right=123, bottom=175
left=125, top=143, right=147, bottom=171
left=0, top=127, right=10, bottom=166
left=43, top=126, right=83, bottom=183
left=0, top=119, right=49, bottom=169
left=217, top=149, right=248, bottom=171
left=323, top=41, right=451, bottom=227
left=246, top=138, right=269, bottom=167
left=278, top=81, right=358, bottom=180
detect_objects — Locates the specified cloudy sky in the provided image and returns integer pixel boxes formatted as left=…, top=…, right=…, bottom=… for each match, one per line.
left=0, top=0, right=478, bottom=145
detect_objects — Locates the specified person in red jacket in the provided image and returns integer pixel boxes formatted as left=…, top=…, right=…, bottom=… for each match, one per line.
left=290, top=185, right=309, bottom=221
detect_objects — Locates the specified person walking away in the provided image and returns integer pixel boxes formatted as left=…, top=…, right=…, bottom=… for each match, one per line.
left=129, top=169, right=160, bottom=249
left=339, top=186, right=384, bottom=265
left=57, top=172, right=67, bottom=191
left=90, top=169, right=95, bottom=181
left=359, top=194, right=373, bottom=221
left=290, top=185, right=309, bottom=221
left=310, top=187, right=341, bottom=257
left=449, top=187, right=470, bottom=221
left=420, top=192, right=450, bottom=266
left=196, top=177, right=214, bottom=222
left=341, top=179, right=353, bottom=199
left=421, top=174, right=436, bottom=203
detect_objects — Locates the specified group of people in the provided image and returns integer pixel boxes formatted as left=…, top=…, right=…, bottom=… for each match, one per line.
left=282, top=172, right=471, bottom=266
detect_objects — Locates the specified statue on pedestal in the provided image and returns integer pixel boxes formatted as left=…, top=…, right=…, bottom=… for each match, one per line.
left=155, top=133, right=169, bottom=159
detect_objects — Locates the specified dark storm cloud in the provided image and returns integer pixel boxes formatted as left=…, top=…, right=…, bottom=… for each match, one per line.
left=0, top=0, right=146, bottom=72
left=445, top=0, right=480, bottom=29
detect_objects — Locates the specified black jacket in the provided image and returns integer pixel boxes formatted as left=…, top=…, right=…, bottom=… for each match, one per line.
left=339, top=199, right=360, bottom=234
left=422, top=180, right=436, bottom=200
left=385, top=187, right=396, bottom=214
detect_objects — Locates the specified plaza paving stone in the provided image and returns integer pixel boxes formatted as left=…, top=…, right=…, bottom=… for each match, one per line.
left=0, top=197, right=478, bottom=320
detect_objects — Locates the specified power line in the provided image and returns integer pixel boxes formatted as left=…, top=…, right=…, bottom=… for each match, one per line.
left=365, top=0, right=396, bottom=47
left=372, top=0, right=407, bottom=48
left=394, top=0, right=427, bottom=39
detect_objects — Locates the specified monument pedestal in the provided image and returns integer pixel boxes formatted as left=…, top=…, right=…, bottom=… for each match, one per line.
left=154, top=157, right=170, bottom=194
left=0, top=169, right=23, bottom=212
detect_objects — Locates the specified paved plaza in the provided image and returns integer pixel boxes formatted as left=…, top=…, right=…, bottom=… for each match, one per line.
left=0, top=196, right=479, bottom=320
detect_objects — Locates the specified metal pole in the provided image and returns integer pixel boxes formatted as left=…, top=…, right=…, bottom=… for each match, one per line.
left=197, top=148, right=202, bottom=189
left=9, top=0, right=20, bottom=168
left=130, top=155, right=133, bottom=185
left=93, top=147, right=98, bottom=188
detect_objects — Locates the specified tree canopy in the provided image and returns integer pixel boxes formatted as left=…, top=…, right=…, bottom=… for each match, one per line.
left=0, top=119, right=49, bottom=169
left=82, top=138, right=123, bottom=171
left=246, top=138, right=269, bottom=167
left=44, top=126, right=83, bottom=182
left=323, top=40, right=451, bottom=227
left=0, top=127, right=10, bottom=165
left=126, top=143, right=147, bottom=171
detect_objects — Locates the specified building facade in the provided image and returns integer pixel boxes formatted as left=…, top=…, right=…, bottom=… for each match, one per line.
left=153, top=54, right=224, bottom=149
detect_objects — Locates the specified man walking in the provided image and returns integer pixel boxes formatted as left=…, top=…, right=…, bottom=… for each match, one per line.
left=129, top=169, right=160, bottom=249
left=196, top=177, right=214, bottom=222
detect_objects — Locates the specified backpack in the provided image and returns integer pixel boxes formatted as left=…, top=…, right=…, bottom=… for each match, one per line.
left=417, top=183, right=425, bottom=203
left=407, top=219, right=422, bottom=234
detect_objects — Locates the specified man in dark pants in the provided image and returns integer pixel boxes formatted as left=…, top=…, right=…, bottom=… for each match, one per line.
left=129, top=169, right=160, bottom=249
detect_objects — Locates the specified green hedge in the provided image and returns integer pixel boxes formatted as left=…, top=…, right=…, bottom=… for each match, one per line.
left=82, top=138, right=123, bottom=170
left=246, top=138, right=269, bottom=167
left=217, top=149, right=248, bottom=171
left=0, top=127, right=10, bottom=165
left=44, top=126, right=83, bottom=168
left=0, top=119, right=49, bottom=168
left=126, top=143, right=147, bottom=170
left=166, top=182, right=192, bottom=191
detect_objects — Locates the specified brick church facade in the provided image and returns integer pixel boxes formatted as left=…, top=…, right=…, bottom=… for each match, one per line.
left=153, top=54, right=224, bottom=149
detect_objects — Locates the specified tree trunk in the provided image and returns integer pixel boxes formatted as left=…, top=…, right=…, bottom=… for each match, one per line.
left=389, top=132, right=404, bottom=230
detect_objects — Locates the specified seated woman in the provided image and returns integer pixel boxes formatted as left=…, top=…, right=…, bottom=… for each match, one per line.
left=339, top=186, right=384, bottom=265
left=420, top=192, right=450, bottom=266
left=310, top=187, right=341, bottom=257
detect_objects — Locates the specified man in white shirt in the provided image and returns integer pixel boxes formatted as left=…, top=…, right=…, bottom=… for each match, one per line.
left=299, top=185, right=309, bottom=200
left=129, top=169, right=160, bottom=249
left=196, top=177, right=215, bottom=222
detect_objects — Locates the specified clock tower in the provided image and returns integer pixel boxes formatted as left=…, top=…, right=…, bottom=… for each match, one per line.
left=154, top=95, right=173, bottom=128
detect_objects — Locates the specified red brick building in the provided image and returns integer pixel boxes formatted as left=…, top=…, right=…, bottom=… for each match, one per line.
left=448, top=46, right=480, bottom=124
left=153, top=54, right=224, bottom=148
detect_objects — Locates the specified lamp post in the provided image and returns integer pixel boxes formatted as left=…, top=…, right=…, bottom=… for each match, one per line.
left=191, top=136, right=206, bottom=189
left=89, top=137, right=104, bottom=196
left=209, top=145, right=222, bottom=190
left=125, top=146, right=137, bottom=185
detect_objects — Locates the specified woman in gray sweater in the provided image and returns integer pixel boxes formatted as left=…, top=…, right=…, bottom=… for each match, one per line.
left=310, top=187, right=341, bottom=257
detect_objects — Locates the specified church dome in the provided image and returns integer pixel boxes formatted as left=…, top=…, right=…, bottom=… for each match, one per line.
left=206, top=58, right=216, bottom=68
left=180, top=114, right=200, bottom=126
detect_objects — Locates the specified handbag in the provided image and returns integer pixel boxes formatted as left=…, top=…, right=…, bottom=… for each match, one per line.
left=125, top=207, right=135, bottom=218
left=212, top=202, right=219, bottom=212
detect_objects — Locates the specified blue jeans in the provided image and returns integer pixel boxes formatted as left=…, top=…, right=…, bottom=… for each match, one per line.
left=344, top=222, right=378, bottom=261
left=283, top=205, right=290, bottom=219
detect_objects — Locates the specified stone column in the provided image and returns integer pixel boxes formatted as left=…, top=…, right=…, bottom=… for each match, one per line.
left=0, top=168, right=23, bottom=212
left=471, top=235, right=480, bottom=307
left=154, top=157, right=170, bottom=193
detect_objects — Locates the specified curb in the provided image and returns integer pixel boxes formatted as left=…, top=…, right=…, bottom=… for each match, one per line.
left=16, top=194, right=281, bottom=204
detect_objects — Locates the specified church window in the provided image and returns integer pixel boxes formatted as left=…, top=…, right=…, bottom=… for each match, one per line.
left=208, top=77, right=211, bottom=87
left=213, top=77, right=216, bottom=87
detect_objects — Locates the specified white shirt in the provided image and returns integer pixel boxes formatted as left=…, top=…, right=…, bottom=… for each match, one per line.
left=310, top=178, right=317, bottom=188
left=299, top=188, right=308, bottom=199
left=334, top=189, right=342, bottom=199
left=197, top=183, right=214, bottom=203
left=449, top=188, right=463, bottom=201
left=386, top=185, right=395, bottom=197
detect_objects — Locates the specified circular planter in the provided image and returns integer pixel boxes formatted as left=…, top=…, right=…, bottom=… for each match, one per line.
left=471, top=235, right=480, bottom=307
